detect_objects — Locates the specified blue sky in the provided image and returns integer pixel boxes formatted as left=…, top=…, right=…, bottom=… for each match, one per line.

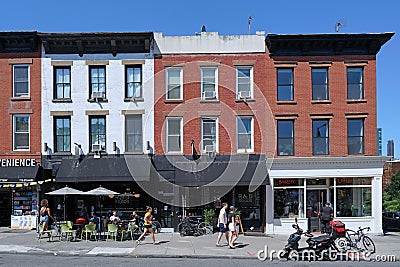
left=1, top=0, right=399, bottom=158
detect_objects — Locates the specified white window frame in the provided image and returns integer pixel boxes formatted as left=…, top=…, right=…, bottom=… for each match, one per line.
left=236, top=66, right=253, bottom=99
left=166, top=117, right=183, bottom=154
left=124, top=114, right=143, bottom=153
left=13, top=65, right=30, bottom=97
left=200, top=67, right=218, bottom=100
left=236, top=116, right=254, bottom=153
left=201, top=117, right=219, bottom=153
left=165, top=67, right=183, bottom=100
left=13, top=115, right=30, bottom=151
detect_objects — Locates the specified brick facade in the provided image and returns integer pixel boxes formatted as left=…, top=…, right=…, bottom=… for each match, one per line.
left=0, top=34, right=41, bottom=163
left=382, top=161, right=400, bottom=191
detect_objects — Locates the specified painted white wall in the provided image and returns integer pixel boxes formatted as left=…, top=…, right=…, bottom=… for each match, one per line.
left=41, top=52, right=154, bottom=155
left=154, top=31, right=265, bottom=54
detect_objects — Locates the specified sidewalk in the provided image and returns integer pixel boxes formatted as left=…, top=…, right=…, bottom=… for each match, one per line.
left=0, top=227, right=399, bottom=259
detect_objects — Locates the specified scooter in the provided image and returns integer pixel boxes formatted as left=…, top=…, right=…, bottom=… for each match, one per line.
left=280, top=218, right=339, bottom=260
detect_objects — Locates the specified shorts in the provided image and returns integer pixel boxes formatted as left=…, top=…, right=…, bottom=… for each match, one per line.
left=219, top=223, right=226, bottom=233
left=40, top=215, right=49, bottom=224
left=144, top=224, right=152, bottom=229
left=228, top=223, right=235, bottom=232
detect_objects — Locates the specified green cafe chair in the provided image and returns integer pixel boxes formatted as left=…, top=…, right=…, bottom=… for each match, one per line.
left=81, top=223, right=97, bottom=242
left=107, top=223, right=119, bottom=241
left=60, top=222, right=77, bottom=242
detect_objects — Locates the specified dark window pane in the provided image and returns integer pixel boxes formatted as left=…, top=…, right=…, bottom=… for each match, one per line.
left=277, top=120, right=294, bottom=156
left=347, top=67, right=363, bottom=99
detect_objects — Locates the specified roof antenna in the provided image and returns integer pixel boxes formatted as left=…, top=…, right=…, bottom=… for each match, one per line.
left=201, top=25, right=206, bottom=32
left=335, top=18, right=347, bottom=32
left=248, top=16, right=253, bottom=35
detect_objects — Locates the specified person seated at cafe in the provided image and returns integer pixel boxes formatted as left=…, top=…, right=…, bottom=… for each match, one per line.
left=109, top=210, right=120, bottom=224
left=89, top=214, right=100, bottom=231
left=130, top=211, right=140, bottom=223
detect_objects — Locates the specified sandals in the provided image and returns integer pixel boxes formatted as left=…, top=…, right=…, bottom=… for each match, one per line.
left=215, top=244, right=223, bottom=247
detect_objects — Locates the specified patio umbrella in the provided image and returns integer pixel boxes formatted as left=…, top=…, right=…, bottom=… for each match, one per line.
left=83, top=186, right=120, bottom=225
left=46, top=186, right=85, bottom=220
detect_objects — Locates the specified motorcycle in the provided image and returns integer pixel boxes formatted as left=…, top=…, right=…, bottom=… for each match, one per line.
left=279, top=218, right=339, bottom=260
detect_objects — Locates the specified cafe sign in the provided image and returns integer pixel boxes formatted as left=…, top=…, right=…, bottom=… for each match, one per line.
left=0, top=158, right=37, bottom=167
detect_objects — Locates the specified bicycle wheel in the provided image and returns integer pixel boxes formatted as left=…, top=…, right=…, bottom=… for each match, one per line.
left=345, top=229, right=358, bottom=249
left=177, top=222, right=185, bottom=236
left=362, top=236, right=375, bottom=254
left=198, top=222, right=213, bottom=235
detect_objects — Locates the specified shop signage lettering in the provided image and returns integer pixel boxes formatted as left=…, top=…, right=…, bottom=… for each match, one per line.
left=0, top=159, right=36, bottom=167
left=238, top=193, right=253, bottom=202
left=276, top=179, right=297, bottom=186
left=337, top=178, right=351, bottom=185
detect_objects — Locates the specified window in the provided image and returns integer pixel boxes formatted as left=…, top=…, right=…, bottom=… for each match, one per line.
left=347, top=67, right=364, bottom=99
left=277, top=120, right=294, bottom=156
left=54, top=117, right=71, bottom=152
left=201, top=67, right=217, bottom=100
left=236, top=67, right=253, bottom=99
left=274, top=188, right=304, bottom=218
left=201, top=118, right=217, bottom=152
left=13, top=115, right=29, bottom=150
left=312, top=68, right=328, bottom=100
left=348, top=119, right=364, bottom=154
left=125, top=115, right=142, bottom=152
left=336, top=177, right=372, bottom=217
left=13, top=65, right=29, bottom=97
left=126, top=65, right=142, bottom=98
left=237, top=116, right=253, bottom=152
left=312, top=119, right=329, bottom=155
left=89, top=116, right=106, bottom=151
left=166, top=68, right=182, bottom=100
left=89, top=66, right=106, bottom=98
left=54, top=67, right=71, bottom=99
left=166, top=117, right=182, bottom=153
left=277, top=68, right=294, bottom=101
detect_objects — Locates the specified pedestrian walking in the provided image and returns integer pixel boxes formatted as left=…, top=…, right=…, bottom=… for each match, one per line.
left=39, top=199, right=54, bottom=231
left=228, top=206, right=238, bottom=249
left=215, top=202, right=229, bottom=247
left=137, top=206, right=157, bottom=245
left=319, top=202, right=333, bottom=234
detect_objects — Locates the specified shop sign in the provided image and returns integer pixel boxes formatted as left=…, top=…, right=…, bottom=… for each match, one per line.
left=0, top=158, right=37, bottom=167
left=238, top=193, right=253, bottom=203
left=274, top=179, right=302, bottom=187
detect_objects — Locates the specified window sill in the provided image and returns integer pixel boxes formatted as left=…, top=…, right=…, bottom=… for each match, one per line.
left=236, top=151, right=255, bottom=154
left=347, top=99, right=367, bottom=104
left=124, top=97, right=144, bottom=102
left=52, top=99, right=72, bottom=103
left=11, top=97, right=31, bottom=101
left=235, top=99, right=255, bottom=103
left=10, top=150, right=31, bottom=153
left=277, top=100, right=297, bottom=105
left=165, top=99, right=184, bottom=104
left=52, top=152, right=73, bottom=156
left=165, top=152, right=184, bottom=155
left=87, top=151, right=108, bottom=156
left=87, top=98, right=109, bottom=103
left=311, top=100, right=331, bottom=104
left=124, top=151, right=145, bottom=155
left=200, top=99, right=220, bottom=103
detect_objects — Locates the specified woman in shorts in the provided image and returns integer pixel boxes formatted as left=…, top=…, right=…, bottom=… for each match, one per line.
left=137, top=206, right=157, bottom=245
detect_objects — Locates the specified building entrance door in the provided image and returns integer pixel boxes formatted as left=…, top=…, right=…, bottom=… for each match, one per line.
left=306, top=189, right=326, bottom=232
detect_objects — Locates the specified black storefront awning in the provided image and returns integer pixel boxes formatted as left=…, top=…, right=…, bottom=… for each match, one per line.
left=56, top=157, right=145, bottom=183
left=153, top=154, right=270, bottom=187
left=0, top=165, right=42, bottom=183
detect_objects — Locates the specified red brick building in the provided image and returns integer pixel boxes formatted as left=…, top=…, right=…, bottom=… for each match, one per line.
left=0, top=32, right=42, bottom=226
left=153, top=32, right=394, bottom=234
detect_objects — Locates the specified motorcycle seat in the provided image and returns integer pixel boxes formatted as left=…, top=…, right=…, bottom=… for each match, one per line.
left=309, top=234, right=332, bottom=242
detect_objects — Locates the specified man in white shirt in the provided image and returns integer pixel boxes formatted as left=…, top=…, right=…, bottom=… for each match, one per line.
left=216, top=202, right=229, bottom=247
left=109, top=210, right=120, bottom=224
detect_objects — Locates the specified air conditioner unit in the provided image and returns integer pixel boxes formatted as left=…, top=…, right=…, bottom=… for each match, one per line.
left=91, top=91, right=105, bottom=99
left=92, top=144, right=102, bottom=152
left=238, top=91, right=251, bottom=99
left=205, top=145, right=216, bottom=153
left=202, top=91, right=216, bottom=99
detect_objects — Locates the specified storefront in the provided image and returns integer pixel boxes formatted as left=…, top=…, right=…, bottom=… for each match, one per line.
left=266, top=156, right=390, bottom=234
left=0, top=158, right=43, bottom=228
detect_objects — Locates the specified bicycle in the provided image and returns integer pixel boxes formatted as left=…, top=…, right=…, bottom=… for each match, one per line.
left=178, top=217, right=203, bottom=236
left=344, top=227, right=376, bottom=254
